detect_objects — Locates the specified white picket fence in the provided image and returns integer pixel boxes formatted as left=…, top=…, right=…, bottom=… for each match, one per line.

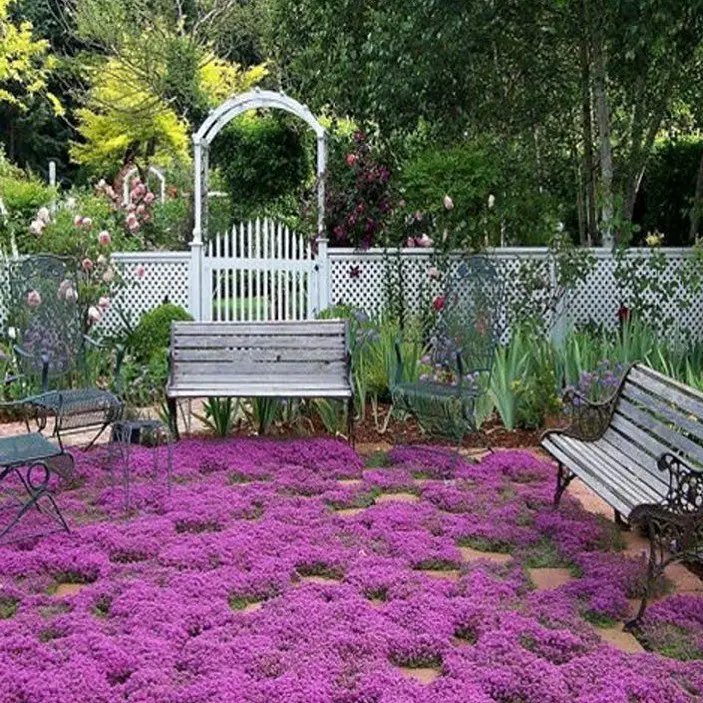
left=201, top=219, right=318, bottom=322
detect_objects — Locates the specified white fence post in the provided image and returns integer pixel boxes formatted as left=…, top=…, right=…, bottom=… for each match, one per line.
left=316, top=237, right=330, bottom=316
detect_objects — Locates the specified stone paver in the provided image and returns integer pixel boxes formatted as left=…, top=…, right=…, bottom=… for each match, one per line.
left=459, top=547, right=512, bottom=564
left=337, top=479, right=363, bottom=487
left=397, top=667, right=440, bottom=685
left=336, top=507, right=366, bottom=517
left=299, top=575, right=341, bottom=585
left=242, top=602, right=263, bottom=614
left=54, top=583, right=87, bottom=597
left=375, top=493, right=420, bottom=504
left=527, top=567, right=573, bottom=591
left=420, top=569, right=462, bottom=582
left=599, top=624, right=646, bottom=654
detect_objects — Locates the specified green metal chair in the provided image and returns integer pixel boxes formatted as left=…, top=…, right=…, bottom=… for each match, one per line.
left=391, top=256, right=504, bottom=454
left=6, top=255, right=123, bottom=449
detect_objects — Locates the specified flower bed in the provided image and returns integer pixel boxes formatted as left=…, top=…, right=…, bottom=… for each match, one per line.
left=0, top=439, right=701, bottom=702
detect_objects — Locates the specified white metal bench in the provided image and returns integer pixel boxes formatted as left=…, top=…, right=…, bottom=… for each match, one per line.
left=166, top=320, right=353, bottom=440
left=541, top=363, right=703, bottom=626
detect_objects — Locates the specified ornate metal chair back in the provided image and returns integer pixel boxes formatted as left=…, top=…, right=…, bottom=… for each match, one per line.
left=7, top=255, right=83, bottom=381
left=431, top=256, right=504, bottom=381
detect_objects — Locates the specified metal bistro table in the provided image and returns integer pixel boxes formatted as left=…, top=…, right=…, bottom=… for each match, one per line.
left=0, top=433, right=74, bottom=541
left=110, top=420, right=173, bottom=511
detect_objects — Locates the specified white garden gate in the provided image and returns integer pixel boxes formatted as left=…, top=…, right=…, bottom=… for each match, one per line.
left=191, top=89, right=329, bottom=321
left=201, top=218, right=319, bottom=321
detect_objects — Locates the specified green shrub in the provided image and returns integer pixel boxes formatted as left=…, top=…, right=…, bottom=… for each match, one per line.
left=130, top=303, right=193, bottom=363
left=214, top=114, right=309, bottom=221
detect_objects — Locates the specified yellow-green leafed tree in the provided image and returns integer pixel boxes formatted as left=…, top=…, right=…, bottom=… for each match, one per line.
left=68, top=3, right=267, bottom=171
left=0, top=0, right=62, bottom=115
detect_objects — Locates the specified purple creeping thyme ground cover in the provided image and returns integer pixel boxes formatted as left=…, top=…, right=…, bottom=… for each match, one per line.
left=0, top=439, right=702, bottom=702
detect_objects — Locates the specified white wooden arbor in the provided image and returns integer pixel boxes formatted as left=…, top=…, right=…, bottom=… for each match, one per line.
left=190, top=89, right=329, bottom=320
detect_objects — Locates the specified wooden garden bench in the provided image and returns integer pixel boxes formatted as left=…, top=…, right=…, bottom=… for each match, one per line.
left=541, top=363, right=703, bottom=627
left=166, top=319, right=353, bottom=441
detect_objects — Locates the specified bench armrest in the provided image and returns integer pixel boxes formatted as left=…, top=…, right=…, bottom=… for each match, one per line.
left=657, top=453, right=703, bottom=516
left=545, top=387, right=620, bottom=443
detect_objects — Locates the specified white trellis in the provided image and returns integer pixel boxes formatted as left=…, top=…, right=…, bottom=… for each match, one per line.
left=191, top=88, right=328, bottom=320
left=122, top=165, right=166, bottom=205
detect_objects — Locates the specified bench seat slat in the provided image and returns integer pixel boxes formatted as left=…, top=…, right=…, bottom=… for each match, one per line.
left=173, top=362, right=347, bottom=379
left=630, top=366, right=703, bottom=419
left=556, top=435, right=660, bottom=507
left=599, top=428, right=669, bottom=493
left=541, top=437, right=633, bottom=516
left=172, top=321, right=346, bottom=335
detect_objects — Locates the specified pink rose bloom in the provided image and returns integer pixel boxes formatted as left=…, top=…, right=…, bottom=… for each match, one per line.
left=416, top=234, right=432, bottom=248
left=98, top=296, right=111, bottom=310
left=428, top=266, right=440, bottom=280
left=82, top=258, right=94, bottom=272
left=74, top=215, right=84, bottom=227
left=443, top=195, right=454, bottom=210
left=29, top=220, right=44, bottom=236
left=135, top=264, right=146, bottom=280
left=346, top=153, right=358, bottom=167
left=432, top=295, right=446, bottom=312
left=414, top=211, right=423, bottom=222
left=64, top=286, right=78, bottom=303
left=98, top=230, right=112, bottom=246
left=87, top=306, right=101, bottom=324
left=136, top=204, right=146, bottom=215
left=82, top=217, right=93, bottom=228
left=27, top=289, right=42, bottom=308
left=405, top=237, right=416, bottom=248
left=102, top=267, right=115, bottom=283
left=144, top=192, right=155, bottom=205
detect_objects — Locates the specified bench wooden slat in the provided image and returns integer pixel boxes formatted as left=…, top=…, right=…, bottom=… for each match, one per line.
left=173, top=335, right=345, bottom=350
left=609, top=413, right=674, bottom=464
left=599, top=428, right=670, bottom=492
left=172, top=348, right=346, bottom=363
left=541, top=437, right=632, bottom=516
left=172, top=321, right=346, bottom=335
left=557, top=436, right=659, bottom=507
left=622, top=380, right=703, bottom=444
left=631, top=365, right=703, bottom=417
left=173, top=361, right=347, bottom=378
left=614, top=398, right=703, bottom=467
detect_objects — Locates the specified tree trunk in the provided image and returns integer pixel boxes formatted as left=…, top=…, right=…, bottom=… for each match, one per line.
left=589, top=1, right=614, bottom=245
left=575, top=147, right=587, bottom=246
left=578, top=1, right=597, bottom=246
left=690, top=146, right=703, bottom=241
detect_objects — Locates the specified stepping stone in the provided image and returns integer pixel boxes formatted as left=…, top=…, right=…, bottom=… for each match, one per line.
left=337, top=479, right=363, bottom=487
left=459, top=547, right=512, bottom=564
left=369, top=598, right=385, bottom=608
left=299, top=575, right=341, bottom=585
left=375, top=493, right=420, bottom=504
left=242, top=602, right=263, bottom=614
left=398, top=667, right=440, bottom=684
left=356, top=442, right=392, bottom=456
left=54, top=583, right=87, bottom=597
left=420, top=569, right=461, bottom=582
left=527, top=568, right=573, bottom=591
left=665, top=563, right=703, bottom=595
left=599, top=624, right=645, bottom=654
left=336, top=507, right=366, bottom=517
left=622, top=532, right=650, bottom=559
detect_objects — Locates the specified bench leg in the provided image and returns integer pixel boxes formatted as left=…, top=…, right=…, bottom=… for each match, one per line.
left=614, top=510, right=631, bottom=531
left=167, top=398, right=180, bottom=441
left=347, top=398, right=355, bottom=449
left=625, top=530, right=661, bottom=631
left=554, top=463, right=575, bottom=508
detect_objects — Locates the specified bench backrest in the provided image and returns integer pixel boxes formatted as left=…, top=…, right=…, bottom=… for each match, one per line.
left=169, top=320, right=350, bottom=388
left=606, top=364, right=703, bottom=497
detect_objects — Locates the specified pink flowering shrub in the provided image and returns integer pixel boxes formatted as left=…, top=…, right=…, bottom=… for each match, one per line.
left=0, top=439, right=700, bottom=703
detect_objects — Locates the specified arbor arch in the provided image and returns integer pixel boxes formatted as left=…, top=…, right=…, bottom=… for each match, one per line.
left=191, top=89, right=327, bottom=247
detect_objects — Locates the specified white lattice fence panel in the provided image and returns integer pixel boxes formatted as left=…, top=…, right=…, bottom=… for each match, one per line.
left=100, top=252, right=191, bottom=332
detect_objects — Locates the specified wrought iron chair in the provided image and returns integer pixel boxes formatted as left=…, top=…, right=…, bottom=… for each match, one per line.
left=6, top=255, right=123, bottom=449
left=391, top=256, right=504, bottom=456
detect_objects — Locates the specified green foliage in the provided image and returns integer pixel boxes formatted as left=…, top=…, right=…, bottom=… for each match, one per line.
left=195, top=398, right=237, bottom=437
left=490, top=329, right=529, bottom=431
left=244, top=397, right=281, bottom=435
left=0, top=172, right=54, bottom=250
left=130, top=303, right=193, bottom=363
left=639, top=138, right=703, bottom=246
left=214, top=115, right=309, bottom=222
